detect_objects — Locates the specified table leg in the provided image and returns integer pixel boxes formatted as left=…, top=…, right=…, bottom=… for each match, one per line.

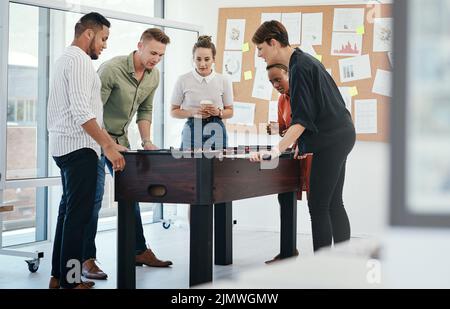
left=117, top=200, right=136, bottom=289
left=190, top=204, right=213, bottom=286
left=280, top=192, right=297, bottom=259
left=214, top=202, right=233, bottom=265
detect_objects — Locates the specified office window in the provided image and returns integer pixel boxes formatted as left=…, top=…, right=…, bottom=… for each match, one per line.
left=1, top=185, right=53, bottom=246
left=57, top=10, right=158, bottom=149
left=406, top=0, right=450, bottom=214
left=391, top=0, right=450, bottom=228
left=53, top=0, right=154, bottom=17
left=53, top=9, right=159, bottom=220
left=6, top=4, right=43, bottom=181
left=6, top=98, right=36, bottom=124
left=3, top=1, right=159, bottom=245
left=163, top=28, right=199, bottom=148
left=6, top=1, right=156, bottom=181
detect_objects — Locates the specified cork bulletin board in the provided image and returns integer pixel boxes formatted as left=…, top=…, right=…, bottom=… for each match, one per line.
left=216, top=4, right=392, bottom=142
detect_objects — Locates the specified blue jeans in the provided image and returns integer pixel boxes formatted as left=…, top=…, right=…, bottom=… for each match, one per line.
left=51, top=148, right=98, bottom=288
left=181, top=117, right=228, bottom=150
left=83, top=155, right=148, bottom=260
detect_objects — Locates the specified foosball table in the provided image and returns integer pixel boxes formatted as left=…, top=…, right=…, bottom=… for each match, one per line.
left=114, top=147, right=304, bottom=288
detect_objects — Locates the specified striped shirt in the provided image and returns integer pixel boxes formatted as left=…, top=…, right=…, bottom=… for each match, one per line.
left=47, top=45, right=103, bottom=158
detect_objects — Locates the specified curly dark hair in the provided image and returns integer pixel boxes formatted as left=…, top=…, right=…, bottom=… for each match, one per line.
left=75, top=12, right=110, bottom=38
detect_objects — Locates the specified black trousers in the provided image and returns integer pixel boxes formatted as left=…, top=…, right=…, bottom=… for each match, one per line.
left=83, top=155, right=148, bottom=261
left=308, top=129, right=356, bottom=251
left=51, top=148, right=98, bottom=288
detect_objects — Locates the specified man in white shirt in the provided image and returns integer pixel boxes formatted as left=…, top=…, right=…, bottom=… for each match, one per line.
left=47, top=12, right=126, bottom=289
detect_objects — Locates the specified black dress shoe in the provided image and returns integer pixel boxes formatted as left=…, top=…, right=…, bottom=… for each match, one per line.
left=265, top=249, right=299, bottom=264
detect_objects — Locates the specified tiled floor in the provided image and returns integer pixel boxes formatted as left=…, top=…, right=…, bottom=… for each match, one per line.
left=0, top=223, right=319, bottom=289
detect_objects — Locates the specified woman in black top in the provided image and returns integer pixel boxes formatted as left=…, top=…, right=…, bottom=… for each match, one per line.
left=251, top=21, right=356, bottom=252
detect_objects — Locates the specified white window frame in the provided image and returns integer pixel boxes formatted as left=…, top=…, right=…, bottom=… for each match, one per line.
left=0, top=0, right=202, bottom=245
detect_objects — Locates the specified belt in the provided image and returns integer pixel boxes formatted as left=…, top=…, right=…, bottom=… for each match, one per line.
left=187, top=116, right=221, bottom=124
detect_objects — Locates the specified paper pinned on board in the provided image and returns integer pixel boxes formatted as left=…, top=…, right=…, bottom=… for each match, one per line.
left=373, top=18, right=393, bottom=52
left=331, top=32, right=363, bottom=57
left=244, top=70, right=253, bottom=81
left=242, top=42, right=250, bottom=53
left=281, top=12, right=302, bottom=45
left=356, top=25, right=365, bottom=35
left=333, top=8, right=365, bottom=32
left=223, top=50, right=243, bottom=82
left=225, top=19, right=246, bottom=50
left=355, top=99, right=378, bottom=134
left=302, top=13, right=323, bottom=45
left=339, top=55, right=372, bottom=83
left=261, top=12, right=282, bottom=24
left=372, top=69, right=392, bottom=97
left=268, top=101, right=279, bottom=122
left=227, top=102, right=256, bottom=126
left=339, top=87, right=353, bottom=113
left=299, top=43, right=317, bottom=57
left=252, top=67, right=274, bottom=101
left=254, top=49, right=267, bottom=70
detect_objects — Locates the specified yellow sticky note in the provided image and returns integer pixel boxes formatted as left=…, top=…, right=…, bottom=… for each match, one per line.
left=244, top=71, right=253, bottom=80
left=356, top=25, right=365, bottom=35
left=349, top=87, right=358, bottom=97
left=242, top=42, right=250, bottom=52
left=314, top=54, right=323, bottom=62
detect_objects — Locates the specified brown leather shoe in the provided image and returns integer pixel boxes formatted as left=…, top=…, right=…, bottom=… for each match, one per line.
left=82, top=259, right=108, bottom=280
left=135, top=248, right=173, bottom=267
left=49, top=277, right=60, bottom=289
left=49, top=277, right=95, bottom=289
left=72, top=282, right=94, bottom=289
left=265, top=249, right=300, bottom=264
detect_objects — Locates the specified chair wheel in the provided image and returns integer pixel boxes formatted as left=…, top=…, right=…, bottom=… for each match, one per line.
left=26, top=258, right=40, bottom=273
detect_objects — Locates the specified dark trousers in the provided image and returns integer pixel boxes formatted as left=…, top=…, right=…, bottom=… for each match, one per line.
left=278, top=192, right=297, bottom=251
left=51, top=148, right=98, bottom=288
left=308, top=128, right=356, bottom=251
left=83, top=155, right=147, bottom=260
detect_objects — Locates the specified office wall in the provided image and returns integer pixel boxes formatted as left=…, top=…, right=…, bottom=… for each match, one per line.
left=165, top=0, right=392, bottom=237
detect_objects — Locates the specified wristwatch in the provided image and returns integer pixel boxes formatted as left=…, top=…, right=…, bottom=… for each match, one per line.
left=141, top=138, right=153, bottom=148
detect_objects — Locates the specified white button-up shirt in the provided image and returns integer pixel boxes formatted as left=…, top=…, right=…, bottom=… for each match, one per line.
left=171, top=69, right=234, bottom=111
left=47, top=45, right=103, bottom=158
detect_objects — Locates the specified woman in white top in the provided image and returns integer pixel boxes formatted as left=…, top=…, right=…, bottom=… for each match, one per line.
left=171, top=36, right=234, bottom=150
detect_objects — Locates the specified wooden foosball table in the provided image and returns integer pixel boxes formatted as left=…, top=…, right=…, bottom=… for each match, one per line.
left=115, top=147, right=305, bottom=288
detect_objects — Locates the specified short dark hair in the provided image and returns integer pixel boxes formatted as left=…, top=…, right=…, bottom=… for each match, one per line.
left=266, top=63, right=288, bottom=72
left=75, top=12, right=110, bottom=38
left=140, top=28, right=171, bottom=45
left=252, top=20, right=290, bottom=47
left=192, top=35, right=216, bottom=58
